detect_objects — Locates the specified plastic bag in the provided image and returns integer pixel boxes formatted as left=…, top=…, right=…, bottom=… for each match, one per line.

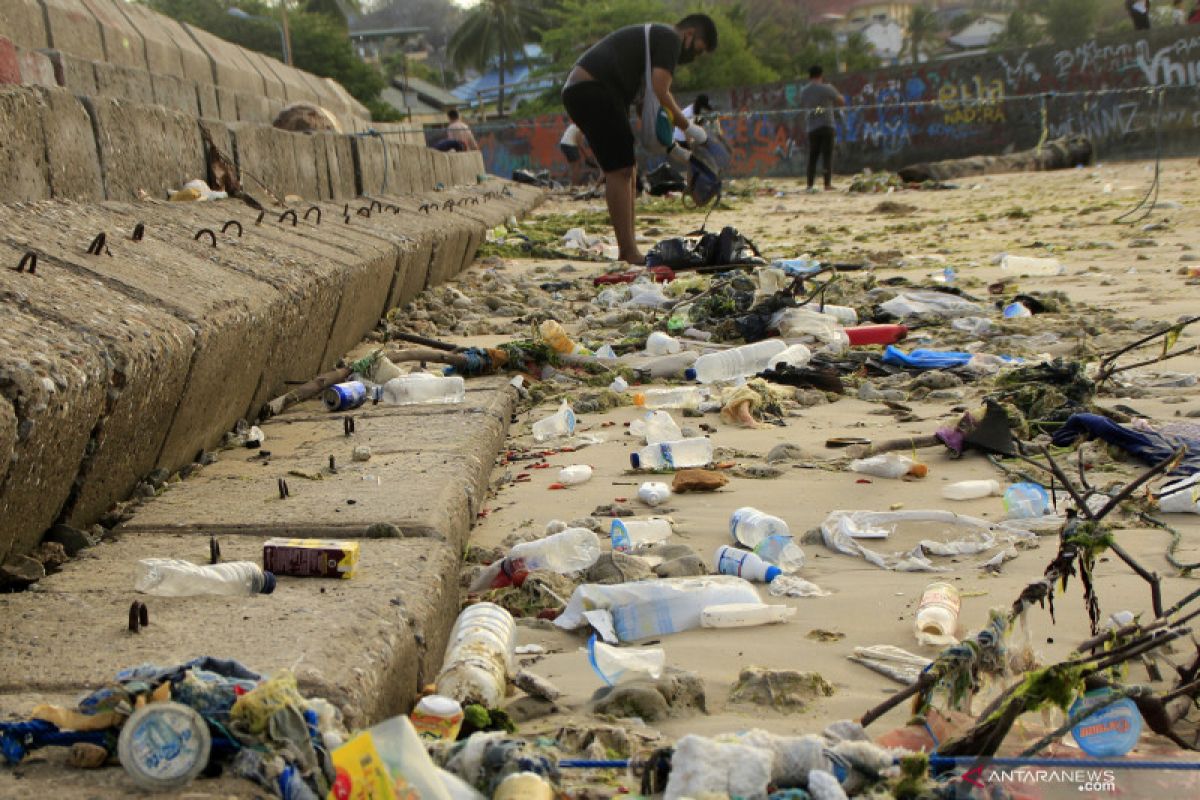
left=878, top=290, right=982, bottom=319
left=587, top=634, right=665, bottom=685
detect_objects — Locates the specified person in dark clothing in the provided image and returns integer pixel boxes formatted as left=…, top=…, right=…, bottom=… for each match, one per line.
left=1127, top=0, right=1152, bottom=29
left=561, top=15, right=718, bottom=264
left=798, top=64, right=845, bottom=192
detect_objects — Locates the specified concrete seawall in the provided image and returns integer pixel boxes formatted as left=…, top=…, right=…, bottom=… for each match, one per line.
left=0, top=81, right=541, bottom=563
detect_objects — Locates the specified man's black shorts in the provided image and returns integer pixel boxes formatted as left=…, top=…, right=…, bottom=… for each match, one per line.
left=560, top=143, right=582, bottom=163
left=562, top=81, right=634, bottom=173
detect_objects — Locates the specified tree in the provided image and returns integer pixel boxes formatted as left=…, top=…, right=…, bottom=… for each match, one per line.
left=1044, top=0, right=1102, bottom=44
left=673, top=8, right=777, bottom=90
left=447, top=0, right=547, bottom=116
left=994, top=8, right=1043, bottom=50
left=906, top=5, right=940, bottom=64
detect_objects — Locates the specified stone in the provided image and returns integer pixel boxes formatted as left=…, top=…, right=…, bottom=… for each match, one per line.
left=653, top=555, right=707, bottom=578
left=30, top=542, right=68, bottom=572
left=146, top=467, right=171, bottom=489
left=43, top=523, right=94, bottom=556
left=728, top=666, right=834, bottom=710
left=590, top=669, right=706, bottom=722
left=795, top=389, right=828, bottom=407
left=1, top=554, right=45, bottom=588
left=767, top=443, right=811, bottom=463
left=671, top=469, right=728, bottom=493
left=585, top=551, right=653, bottom=585
left=365, top=522, right=403, bottom=539
left=68, top=742, right=109, bottom=769
left=911, top=371, right=962, bottom=390
left=352, top=445, right=372, bottom=462
left=514, top=670, right=562, bottom=702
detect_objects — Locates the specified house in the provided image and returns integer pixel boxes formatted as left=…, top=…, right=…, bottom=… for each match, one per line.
left=380, top=75, right=462, bottom=122
left=946, top=14, right=1008, bottom=51
left=451, top=44, right=555, bottom=115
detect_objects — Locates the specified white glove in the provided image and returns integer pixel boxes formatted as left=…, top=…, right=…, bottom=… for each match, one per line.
left=667, top=142, right=692, bottom=166
left=685, top=123, right=708, bottom=146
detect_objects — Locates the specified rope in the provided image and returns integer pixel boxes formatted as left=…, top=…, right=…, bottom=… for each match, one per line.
left=1114, top=86, right=1165, bottom=225
left=1035, top=92, right=1049, bottom=154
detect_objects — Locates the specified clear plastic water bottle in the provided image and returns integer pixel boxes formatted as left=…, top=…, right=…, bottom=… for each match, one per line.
left=942, top=479, right=1001, bottom=500
left=437, top=602, right=515, bottom=707
left=641, top=351, right=699, bottom=379
left=637, top=481, right=671, bottom=506
left=753, top=534, right=806, bottom=572
left=379, top=375, right=465, bottom=405
left=557, top=465, right=593, bottom=485
left=532, top=401, right=576, bottom=441
left=684, top=340, right=788, bottom=383
left=1004, top=483, right=1050, bottom=518
left=608, top=577, right=761, bottom=641
left=730, top=507, right=790, bottom=548
left=507, top=527, right=600, bottom=573
left=645, top=331, right=682, bottom=356
left=629, top=437, right=713, bottom=469
left=639, top=410, right=682, bottom=444
left=611, top=518, right=673, bottom=551
left=134, top=559, right=276, bottom=596
left=633, top=387, right=706, bottom=409
left=770, top=344, right=812, bottom=369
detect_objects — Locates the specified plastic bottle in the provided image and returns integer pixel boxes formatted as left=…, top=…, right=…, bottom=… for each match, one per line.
left=557, top=465, right=593, bottom=486
left=641, top=351, right=700, bottom=379
left=436, top=602, right=515, bottom=707
left=730, top=507, right=790, bottom=548
left=715, top=545, right=782, bottom=583
left=637, top=410, right=682, bottom=444
left=844, top=324, right=909, bottom=346
left=850, top=454, right=924, bottom=479
left=915, top=582, right=960, bottom=645
left=645, top=331, right=682, bottom=355
left=608, top=375, right=629, bottom=392
left=607, top=576, right=761, bottom=641
left=379, top=375, right=465, bottom=405
left=771, top=308, right=848, bottom=348
left=638, top=481, right=672, bottom=506
left=1003, top=302, right=1033, bottom=319
left=134, top=559, right=276, bottom=597
left=507, top=528, right=601, bottom=573
left=815, top=304, right=858, bottom=325
left=701, top=602, right=797, bottom=629
left=410, top=695, right=464, bottom=742
left=633, top=387, right=706, bottom=409
left=770, top=344, right=813, bottom=369
left=629, top=437, right=713, bottom=469
left=942, top=479, right=1002, bottom=500
left=532, top=401, right=576, bottom=441
left=611, top=518, right=673, bottom=552
left=685, top=340, right=788, bottom=383
left=1004, top=482, right=1050, bottom=518
left=752, top=534, right=806, bottom=572
left=494, top=772, right=554, bottom=800
left=539, top=319, right=581, bottom=354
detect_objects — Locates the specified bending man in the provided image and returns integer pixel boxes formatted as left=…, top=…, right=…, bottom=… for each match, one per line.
left=562, top=15, right=718, bottom=264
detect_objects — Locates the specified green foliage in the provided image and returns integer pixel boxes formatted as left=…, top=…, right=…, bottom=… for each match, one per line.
left=906, top=5, right=940, bottom=64
left=994, top=8, right=1044, bottom=50
left=674, top=8, right=777, bottom=90
left=725, top=1, right=877, bottom=77
left=365, top=97, right=404, bottom=121
left=141, top=0, right=384, bottom=107
left=448, top=0, right=548, bottom=113
left=1044, top=0, right=1103, bottom=45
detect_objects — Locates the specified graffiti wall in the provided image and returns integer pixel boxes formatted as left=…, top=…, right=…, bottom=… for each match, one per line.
left=474, top=26, right=1200, bottom=180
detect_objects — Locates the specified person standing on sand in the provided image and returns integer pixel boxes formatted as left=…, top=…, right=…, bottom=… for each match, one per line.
left=1127, top=0, right=1152, bottom=29
left=799, top=64, right=845, bottom=193
left=432, top=109, right=479, bottom=152
left=561, top=15, right=719, bottom=265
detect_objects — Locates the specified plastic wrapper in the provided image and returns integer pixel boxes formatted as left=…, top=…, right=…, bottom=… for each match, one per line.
left=587, top=635, right=665, bottom=685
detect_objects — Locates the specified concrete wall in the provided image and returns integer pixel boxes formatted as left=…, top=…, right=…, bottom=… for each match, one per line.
left=478, top=26, right=1200, bottom=179
left=0, top=82, right=543, bottom=563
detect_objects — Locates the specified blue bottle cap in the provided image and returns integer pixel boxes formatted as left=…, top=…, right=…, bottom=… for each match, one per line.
left=260, top=571, right=277, bottom=594
left=765, top=566, right=782, bottom=583
left=683, top=368, right=698, bottom=381
left=630, top=453, right=641, bottom=469
left=1070, top=690, right=1142, bottom=757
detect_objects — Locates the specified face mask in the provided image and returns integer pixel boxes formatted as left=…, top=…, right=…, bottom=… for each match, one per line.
left=678, top=43, right=698, bottom=65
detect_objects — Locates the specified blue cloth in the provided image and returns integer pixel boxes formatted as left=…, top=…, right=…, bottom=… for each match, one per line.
left=0, top=720, right=108, bottom=764
left=1052, top=413, right=1200, bottom=476
left=882, top=346, right=973, bottom=370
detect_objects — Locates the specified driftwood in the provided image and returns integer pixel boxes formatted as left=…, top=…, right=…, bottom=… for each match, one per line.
left=260, top=365, right=351, bottom=419
left=897, top=136, right=1093, bottom=183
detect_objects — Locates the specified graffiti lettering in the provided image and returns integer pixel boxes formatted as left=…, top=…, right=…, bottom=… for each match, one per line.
left=1136, top=39, right=1200, bottom=86
left=938, top=77, right=1006, bottom=124
left=1054, top=39, right=1139, bottom=79
left=997, top=51, right=1042, bottom=89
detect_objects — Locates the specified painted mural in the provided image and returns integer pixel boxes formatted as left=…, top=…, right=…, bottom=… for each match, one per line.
left=472, top=26, right=1200, bottom=181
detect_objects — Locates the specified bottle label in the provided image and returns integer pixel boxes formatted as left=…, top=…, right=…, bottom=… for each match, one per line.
left=918, top=584, right=960, bottom=616
left=659, top=443, right=674, bottom=468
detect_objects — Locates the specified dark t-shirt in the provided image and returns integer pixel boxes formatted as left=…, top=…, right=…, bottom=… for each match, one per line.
left=576, top=23, right=682, bottom=107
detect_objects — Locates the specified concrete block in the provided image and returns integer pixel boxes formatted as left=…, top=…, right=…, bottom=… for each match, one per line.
left=0, top=302, right=106, bottom=562
left=17, top=46, right=56, bottom=86
left=0, top=36, right=18, bottom=84
left=40, top=0, right=104, bottom=62
left=150, top=72, right=200, bottom=116
left=122, top=381, right=514, bottom=549
left=319, top=132, right=357, bottom=200
left=240, top=48, right=287, bottom=104
left=0, top=531, right=463, bottom=727
left=182, top=23, right=264, bottom=97
left=295, top=67, right=339, bottom=113
left=231, top=123, right=315, bottom=201
left=92, top=60, right=155, bottom=106
left=0, top=86, right=52, bottom=200
left=85, top=95, right=204, bottom=200
left=0, top=0, right=50, bottom=51
left=78, top=0, right=146, bottom=70
left=195, top=81, right=219, bottom=119
left=109, top=0, right=183, bottom=78
left=136, top=9, right=210, bottom=85
left=215, top=83, right=238, bottom=122
left=417, top=147, right=436, bottom=191
left=393, top=142, right=427, bottom=195
left=235, top=90, right=271, bottom=123
left=0, top=238, right=194, bottom=532
left=388, top=237, right=434, bottom=308
left=40, top=48, right=97, bottom=95
left=352, top=134, right=386, bottom=196
left=38, top=85, right=102, bottom=201
left=430, top=150, right=452, bottom=188
left=0, top=400, right=14, bottom=494
left=259, top=54, right=318, bottom=106
left=291, top=131, right=324, bottom=200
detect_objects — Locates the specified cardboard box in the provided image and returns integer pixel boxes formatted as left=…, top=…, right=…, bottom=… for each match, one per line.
left=263, top=538, right=359, bottom=579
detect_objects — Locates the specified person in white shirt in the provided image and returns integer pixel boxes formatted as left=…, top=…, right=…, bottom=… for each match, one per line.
left=672, top=93, right=713, bottom=144
left=1173, top=0, right=1186, bottom=24
left=1127, top=0, right=1152, bottom=29
left=560, top=124, right=588, bottom=185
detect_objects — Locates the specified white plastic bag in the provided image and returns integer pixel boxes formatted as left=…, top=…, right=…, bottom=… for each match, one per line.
left=587, top=635, right=665, bottom=685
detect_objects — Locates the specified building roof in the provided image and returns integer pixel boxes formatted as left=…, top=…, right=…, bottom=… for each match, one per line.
left=397, top=75, right=461, bottom=108
left=380, top=86, right=441, bottom=117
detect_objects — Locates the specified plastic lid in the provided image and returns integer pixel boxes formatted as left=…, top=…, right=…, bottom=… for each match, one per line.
left=632, top=393, right=646, bottom=407
left=260, top=570, right=277, bottom=594
left=683, top=368, right=698, bottom=381
left=765, top=566, right=782, bottom=583
left=630, top=453, right=641, bottom=469
left=416, top=694, right=463, bottom=716
left=118, top=702, right=212, bottom=791
left=1070, top=691, right=1142, bottom=757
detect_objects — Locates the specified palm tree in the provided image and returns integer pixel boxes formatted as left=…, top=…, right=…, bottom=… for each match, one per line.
left=448, top=0, right=547, bottom=116
left=906, top=5, right=940, bottom=64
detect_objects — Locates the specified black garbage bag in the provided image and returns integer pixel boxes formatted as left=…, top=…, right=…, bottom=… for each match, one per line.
left=646, top=163, right=686, bottom=196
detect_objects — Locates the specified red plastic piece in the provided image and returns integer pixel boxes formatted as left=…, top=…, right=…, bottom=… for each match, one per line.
left=593, top=265, right=675, bottom=286
left=845, top=324, right=909, bottom=346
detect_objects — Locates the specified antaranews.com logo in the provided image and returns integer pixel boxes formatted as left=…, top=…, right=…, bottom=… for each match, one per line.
left=962, top=764, right=1118, bottom=793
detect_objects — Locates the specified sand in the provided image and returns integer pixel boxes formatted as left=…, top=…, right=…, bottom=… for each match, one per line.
left=444, top=160, right=1200, bottom=789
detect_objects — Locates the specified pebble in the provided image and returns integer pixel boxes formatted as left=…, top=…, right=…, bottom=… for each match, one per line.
left=352, top=445, right=372, bottom=462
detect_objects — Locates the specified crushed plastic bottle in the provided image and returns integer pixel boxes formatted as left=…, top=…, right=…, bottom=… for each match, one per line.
left=942, top=480, right=1001, bottom=500
left=1003, top=482, right=1050, bottom=518
left=850, top=454, right=927, bottom=479
left=532, top=401, right=576, bottom=441
left=379, top=375, right=465, bottom=405
left=915, top=581, right=960, bottom=646
left=435, top=603, right=515, bottom=707
left=134, top=559, right=276, bottom=596
left=638, top=482, right=672, bottom=506
left=632, top=410, right=682, bottom=444
left=508, top=528, right=601, bottom=574
left=633, top=387, right=706, bottom=409
left=701, top=602, right=796, bottom=628
left=685, top=340, right=788, bottom=383
left=714, top=545, right=781, bottom=583
left=752, top=534, right=806, bottom=572
left=730, top=507, right=789, bottom=548
left=770, top=344, right=813, bottom=369
left=629, top=438, right=713, bottom=469
left=557, top=465, right=593, bottom=486
left=645, top=331, right=682, bottom=356
left=611, top=518, right=673, bottom=551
